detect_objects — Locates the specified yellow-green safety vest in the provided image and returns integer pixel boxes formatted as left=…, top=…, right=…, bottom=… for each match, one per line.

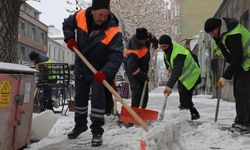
left=213, top=24, right=250, bottom=71
left=39, top=59, right=57, bottom=80
left=165, top=42, right=201, bottom=90
left=213, top=42, right=224, bottom=59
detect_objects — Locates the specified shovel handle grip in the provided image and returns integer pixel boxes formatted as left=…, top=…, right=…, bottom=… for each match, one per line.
left=73, top=47, right=148, bottom=131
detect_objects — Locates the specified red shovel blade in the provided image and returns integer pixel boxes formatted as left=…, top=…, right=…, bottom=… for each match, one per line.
left=119, top=106, right=158, bottom=124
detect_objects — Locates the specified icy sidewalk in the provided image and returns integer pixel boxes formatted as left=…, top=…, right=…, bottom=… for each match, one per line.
left=25, top=87, right=250, bottom=150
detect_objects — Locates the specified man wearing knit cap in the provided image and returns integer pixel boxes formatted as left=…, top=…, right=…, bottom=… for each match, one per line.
left=124, top=28, right=158, bottom=109
left=29, top=51, right=56, bottom=112
left=204, top=17, right=250, bottom=133
left=62, top=0, right=124, bottom=146
left=158, top=35, right=201, bottom=121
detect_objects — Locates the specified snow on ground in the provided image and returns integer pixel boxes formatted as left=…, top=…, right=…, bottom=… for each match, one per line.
left=25, top=86, right=250, bottom=150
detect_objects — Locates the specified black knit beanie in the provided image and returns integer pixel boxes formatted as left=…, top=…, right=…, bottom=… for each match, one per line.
left=204, top=18, right=222, bottom=33
left=136, top=28, right=148, bottom=40
left=92, top=0, right=110, bottom=10
left=29, top=51, right=39, bottom=60
left=159, top=34, right=172, bottom=45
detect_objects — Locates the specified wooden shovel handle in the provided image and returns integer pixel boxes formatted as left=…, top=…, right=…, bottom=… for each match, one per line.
left=113, top=95, right=118, bottom=114
left=139, top=80, right=148, bottom=108
left=73, top=47, right=148, bottom=131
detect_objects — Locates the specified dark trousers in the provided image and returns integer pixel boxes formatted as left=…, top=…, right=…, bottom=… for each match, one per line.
left=105, top=88, right=114, bottom=114
left=41, top=86, right=53, bottom=111
left=41, top=79, right=57, bottom=111
left=74, top=76, right=105, bottom=135
left=178, top=81, right=194, bottom=109
left=130, top=80, right=148, bottom=108
left=234, top=70, right=250, bottom=125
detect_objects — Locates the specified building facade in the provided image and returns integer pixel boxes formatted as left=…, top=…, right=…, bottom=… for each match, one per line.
left=47, top=26, right=75, bottom=64
left=214, top=0, right=250, bottom=29
left=48, top=37, right=74, bottom=64
left=167, top=0, right=222, bottom=41
left=18, top=2, right=48, bottom=65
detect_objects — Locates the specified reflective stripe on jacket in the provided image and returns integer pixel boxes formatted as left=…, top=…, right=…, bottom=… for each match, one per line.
left=123, top=34, right=152, bottom=83
left=124, top=47, right=148, bottom=59
left=124, top=46, right=150, bottom=81
left=76, top=10, right=121, bottom=46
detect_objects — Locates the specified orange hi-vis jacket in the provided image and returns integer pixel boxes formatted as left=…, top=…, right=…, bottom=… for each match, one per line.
left=63, top=8, right=124, bottom=81
left=124, top=36, right=151, bottom=82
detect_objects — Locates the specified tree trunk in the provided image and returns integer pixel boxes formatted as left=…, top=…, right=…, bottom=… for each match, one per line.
left=0, top=0, right=22, bottom=63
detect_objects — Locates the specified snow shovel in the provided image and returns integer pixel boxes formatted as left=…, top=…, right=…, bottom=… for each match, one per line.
left=73, top=47, right=148, bottom=131
left=159, top=95, right=168, bottom=121
left=214, top=60, right=226, bottom=122
left=119, top=81, right=159, bottom=124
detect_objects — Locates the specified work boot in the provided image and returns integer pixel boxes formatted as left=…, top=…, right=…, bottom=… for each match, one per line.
left=189, top=107, right=200, bottom=120
left=67, top=126, right=87, bottom=139
left=231, top=123, right=250, bottom=134
left=91, top=134, right=102, bottom=147
left=46, top=99, right=55, bottom=112
left=178, top=105, right=188, bottom=110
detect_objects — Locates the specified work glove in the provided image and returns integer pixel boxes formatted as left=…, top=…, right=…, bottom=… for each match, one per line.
left=94, top=71, right=107, bottom=84
left=134, top=71, right=149, bottom=83
left=217, top=77, right=226, bottom=88
left=66, top=38, right=78, bottom=52
left=164, top=86, right=172, bottom=96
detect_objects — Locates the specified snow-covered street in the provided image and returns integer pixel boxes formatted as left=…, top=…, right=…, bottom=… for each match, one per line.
left=25, top=86, right=250, bottom=150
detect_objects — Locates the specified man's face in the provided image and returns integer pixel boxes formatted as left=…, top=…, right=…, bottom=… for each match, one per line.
left=209, top=27, right=220, bottom=38
left=137, top=39, right=147, bottom=47
left=91, top=9, right=110, bottom=26
left=160, top=44, right=170, bottom=51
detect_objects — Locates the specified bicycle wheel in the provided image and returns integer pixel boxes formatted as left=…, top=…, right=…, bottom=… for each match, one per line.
left=34, top=88, right=46, bottom=112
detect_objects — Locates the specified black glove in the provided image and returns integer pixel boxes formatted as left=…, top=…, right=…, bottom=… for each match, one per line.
left=134, top=71, right=149, bottom=82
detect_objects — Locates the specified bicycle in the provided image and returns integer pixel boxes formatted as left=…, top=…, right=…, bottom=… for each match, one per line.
left=33, top=63, right=74, bottom=115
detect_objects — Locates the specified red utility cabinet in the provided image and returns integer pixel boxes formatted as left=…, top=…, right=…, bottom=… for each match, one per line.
left=0, top=63, right=36, bottom=150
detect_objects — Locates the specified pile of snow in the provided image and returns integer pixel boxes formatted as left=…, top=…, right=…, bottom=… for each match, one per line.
left=25, top=87, right=250, bottom=150
left=144, top=111, right=189, bottom=150
left=31, top=111, right=58, bottom=141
